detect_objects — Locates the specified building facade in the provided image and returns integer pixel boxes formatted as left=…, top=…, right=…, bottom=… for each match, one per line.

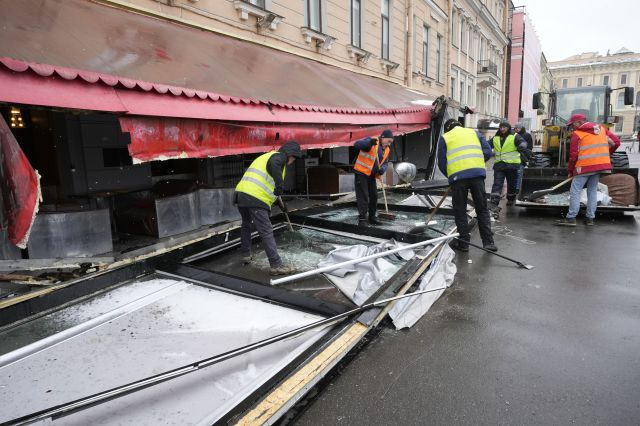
left=96, top=0, right=510, bottom=127
left=506, top=6, right=541, bottom=130
left=549, top=48, right=640, bottom=135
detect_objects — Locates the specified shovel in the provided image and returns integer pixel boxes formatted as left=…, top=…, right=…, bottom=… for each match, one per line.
left=376, top=157, right=396, bottom=220
left=277, top=196, right=295, bottom=232
left=408, top=186, right=451, bottom=234
left=527, top=177, right=573, bottom=201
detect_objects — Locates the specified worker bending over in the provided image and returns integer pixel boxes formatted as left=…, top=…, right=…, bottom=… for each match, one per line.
left=490, top=121, right=528, bottom=210
left=353, top=129, right=393, bottom=226
left=438, top=119, right=497, bottom=252
left=234, top=141, right=302, bottom=275
left=555, top=113, right=620, bottom=226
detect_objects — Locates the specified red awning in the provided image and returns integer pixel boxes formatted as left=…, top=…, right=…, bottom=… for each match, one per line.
left=0, top=0, right=433, bottom=161
left=0, top=115, right=40, bottom=248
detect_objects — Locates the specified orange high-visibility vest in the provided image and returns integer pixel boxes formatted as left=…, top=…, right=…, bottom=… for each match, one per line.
left=354, top=138, right=390, bottom=176
left=574, top=125, right=611, bottom=171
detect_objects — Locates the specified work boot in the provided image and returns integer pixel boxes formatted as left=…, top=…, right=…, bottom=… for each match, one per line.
left=241, top=254, right=253, bottom=265
left=584, top=217, right=595, bottom=226
left=368, top=216, right=382, bottom=225
left=449, top=239, right=469, bottom=252
left=554, top=217, right=576, bottom=226
left=358, top=218, right=368, bottom=227
left=483, top=241, right=498, bottom=252
left=269, top=264, right=294, bottom=276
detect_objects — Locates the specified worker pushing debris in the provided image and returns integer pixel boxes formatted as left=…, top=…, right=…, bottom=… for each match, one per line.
left=437, top=119, right=497, bottom=252
left=234, top=141, right=302, bottom=275
left=555, top=113, right=620, bottom=226
left=353, top=129, right=394, bottom=227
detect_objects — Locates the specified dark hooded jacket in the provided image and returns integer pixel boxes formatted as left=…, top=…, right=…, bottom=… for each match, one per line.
left=515, top=125, right=534, bottom=163
left=235, top=141, right=302, bottom=210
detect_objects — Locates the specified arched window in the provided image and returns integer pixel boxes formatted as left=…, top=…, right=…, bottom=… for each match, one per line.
left=617, top=92, right=625, bottom=109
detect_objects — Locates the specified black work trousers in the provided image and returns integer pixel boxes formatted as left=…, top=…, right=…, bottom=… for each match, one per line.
left=490, top=167, right=519, bottom=205
left=451, top=177, right=494, bottom=244
left=355, top=172, right=378, bottom=220
left=238, top=206, right=282, bottom=267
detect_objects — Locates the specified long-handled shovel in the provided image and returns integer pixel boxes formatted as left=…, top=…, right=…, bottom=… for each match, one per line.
left=375, top=156, right=396, bottom=220
left=527, top=176, right=573, bottom=201
left=426, top=226, right=534, bottom=269
left=408, top=186, right=451, bottom=234
left=277, top=196, right=295, bottom=232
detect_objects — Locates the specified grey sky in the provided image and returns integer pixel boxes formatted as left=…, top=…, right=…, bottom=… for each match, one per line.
left=514, top=0, right=640, bottom=62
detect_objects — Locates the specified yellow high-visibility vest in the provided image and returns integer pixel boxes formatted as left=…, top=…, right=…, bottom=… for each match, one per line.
left=443, top=127, right=486, bottom=176
left=235, top=151, right=286, bottom=207
left=493, top=134, right=521, bottom=164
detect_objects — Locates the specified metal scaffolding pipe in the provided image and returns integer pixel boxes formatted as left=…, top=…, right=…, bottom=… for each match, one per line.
left=270, top=233, right=458, bottom=286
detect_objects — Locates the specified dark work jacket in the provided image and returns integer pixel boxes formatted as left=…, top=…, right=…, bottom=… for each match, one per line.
left=235, top=152, right=288, bottom=210
left=516, top=129, right=534, bottom=163
left=492, top=131, right=528, bottom=172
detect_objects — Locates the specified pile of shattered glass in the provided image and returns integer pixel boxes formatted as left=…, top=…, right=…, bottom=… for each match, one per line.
left=536, top=183, right=612, bottom=206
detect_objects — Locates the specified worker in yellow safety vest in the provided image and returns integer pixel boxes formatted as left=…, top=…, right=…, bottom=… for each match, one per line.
left=438, top=119, right=497, bottom=252
left=489, top=121, right=528, bottom=210
left=234, top=141, right=302, bottom=275
left=353, top=129, right=394, bottom=226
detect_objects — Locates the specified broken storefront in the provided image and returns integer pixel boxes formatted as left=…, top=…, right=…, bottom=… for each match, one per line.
left=0, top=0, right=467, bottom=423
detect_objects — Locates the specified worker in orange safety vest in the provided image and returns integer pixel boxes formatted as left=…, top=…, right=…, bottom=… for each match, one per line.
left=353, top=129, right=393, bottom=226
left=555, top=113, right=620, bottom=226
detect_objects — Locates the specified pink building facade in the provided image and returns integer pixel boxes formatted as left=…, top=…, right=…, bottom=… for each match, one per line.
left=507, top=9, right=542, bottom=130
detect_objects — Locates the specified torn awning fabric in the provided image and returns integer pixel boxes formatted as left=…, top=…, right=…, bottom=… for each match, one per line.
left=0, top=115, right=40, bottom=248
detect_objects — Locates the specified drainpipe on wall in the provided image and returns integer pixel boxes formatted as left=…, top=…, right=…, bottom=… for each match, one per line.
left=405, top=0, right=414, bottom=87
left=446, top=0, right=452, bottom=100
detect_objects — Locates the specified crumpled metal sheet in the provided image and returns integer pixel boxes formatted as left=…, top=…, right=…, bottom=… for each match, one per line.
left=389, top=245, right=457, bottom=329
left=319, top=240, right=414, bottom=306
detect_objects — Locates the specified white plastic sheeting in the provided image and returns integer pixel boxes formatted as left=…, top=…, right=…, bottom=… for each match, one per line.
left=389, top=245, right=457, bottom=329
left=319, top=240, right=414, bottom=305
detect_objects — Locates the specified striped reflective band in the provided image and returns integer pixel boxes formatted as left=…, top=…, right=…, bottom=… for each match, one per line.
left=247, top=167, right=275, bottom=186
left=359, top=151, right=376, bottom=160
left=579, top=143, right=609, bottom=151
left=240, top=176, right=276, bottom=200
left=447, top=153, right=485, bottom=165
left=355, top=160, right=371, bottom=169
left=578, top=153, right=609, bottom=160
left=448, top=144, right=484, bottom=155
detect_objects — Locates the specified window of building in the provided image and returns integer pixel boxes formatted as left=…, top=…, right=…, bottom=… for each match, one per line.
left=436, top=34, right=443, bottom=82
left=620, top=74, right=627, bottom=85
left=422, top=25, right=429, bottom=74
left=307, top=0, right=322, bottom=32
left=562, top=78, right=568, bottom=88
left=636, top=91, right=640, bottom=106
left=615, top=117, right=624, bottom=132
left=381, top=0, right=390, bottom=60
left=451, top=76, right=456, bottom=99
left=460, top=19, right=467, bottom=53
left=479, top=37, right=485, bottom=61
left=247, top=0, right=266, bottom=7
left=577, top=77, right=583, bottom=87
left=603, top=75, right=609, bottom=86
left=451, top=10, right=458, bottom=47
left=617, top=92, right=625, bottom=108
left=351, top=0, right=361, bottom=47
left=460, top=79, right=465, bottom=103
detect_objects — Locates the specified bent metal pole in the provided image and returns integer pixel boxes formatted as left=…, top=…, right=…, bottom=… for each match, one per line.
left=270, top=233, right=458, bottom=286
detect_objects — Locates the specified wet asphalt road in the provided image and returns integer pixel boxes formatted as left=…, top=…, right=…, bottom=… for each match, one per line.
left=295, top=208, right=640, bottom=425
